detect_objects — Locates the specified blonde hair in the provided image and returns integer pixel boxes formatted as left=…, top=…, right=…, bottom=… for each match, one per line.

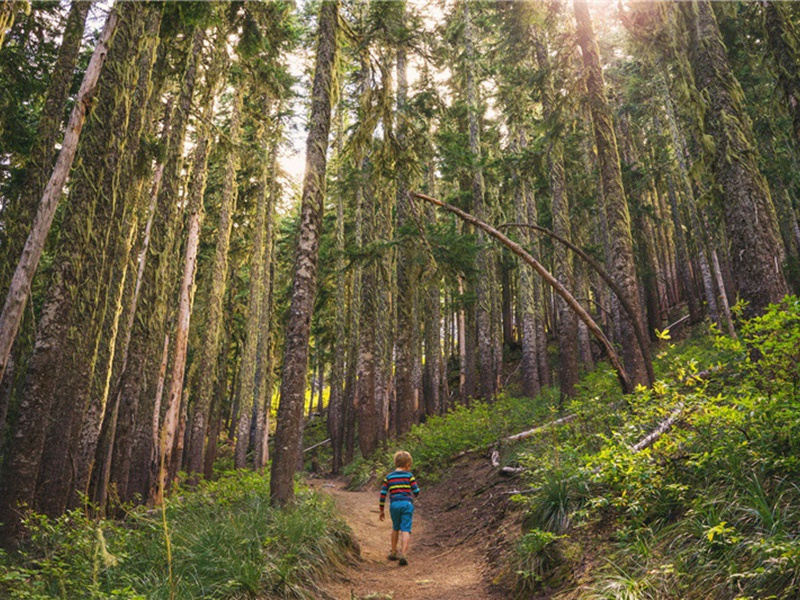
left=394, top=450, right=412, bottom=469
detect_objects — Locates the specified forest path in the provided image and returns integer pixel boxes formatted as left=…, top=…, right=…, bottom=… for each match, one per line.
left=311, top=477, right=506, bottom=600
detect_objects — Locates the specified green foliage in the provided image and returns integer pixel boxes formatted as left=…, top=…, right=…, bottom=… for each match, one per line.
left=511, top=529, right=569, bottom=595
left=504, top=299, right=800, bottom=598
left=0, top=472, right=355, bottom=599
left=403, top=390, right=560, bottom=480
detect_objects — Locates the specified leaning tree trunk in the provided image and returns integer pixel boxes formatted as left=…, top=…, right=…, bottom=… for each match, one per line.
left=187, top=86, right=241, bottom=476
left=574, top=0, right=651, bottom=387
left=682, top=0, right=787, bottom=316
left=0, top=0, right=90, bottom=297
left=158, top=33, right=226, bottom=495
left=270, top=0, right=339, bottom=507
left=412, top=192, right=634, bottom=394
left=0, top=8, right=118, bottom=388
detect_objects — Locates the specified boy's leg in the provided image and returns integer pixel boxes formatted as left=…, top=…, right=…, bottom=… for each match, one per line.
left=400, top=531, right=411, bottom=555
left=391, top=530, right=399, bottom=553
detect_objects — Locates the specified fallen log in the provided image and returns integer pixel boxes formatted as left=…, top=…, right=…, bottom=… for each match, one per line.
left=630, top=404, right=685, bottom=453
left=303, top=438, right=331, bottom=453
left=504, top=414, right=578, bottom=443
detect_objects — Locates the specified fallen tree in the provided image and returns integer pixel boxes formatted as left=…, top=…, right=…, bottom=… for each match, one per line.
left=500, top=222, right=654, bottom=385
left=409, top=191, right=634, bottom=394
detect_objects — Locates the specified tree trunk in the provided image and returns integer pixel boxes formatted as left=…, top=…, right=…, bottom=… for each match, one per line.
left=270, top=0, right=338, bottom=507
left=254, top=122, right=280, bottom=473
left=763, top=1, right=800, bottom=147
left=395, top=21, right=417, bottom=437
left=357, top=176, right=380, bottom=457
left=121, top=27, right=203, bottom=506
left=73, top=7, right=163, bottom=508
left=682, top=0, right=787, bottom=316
left=514, top=143, right=541, bottom=399
left=0, top=0, right=90, bottom=298
left=463, top=1, right=494, bottom=402
left=660, top=74, right=719, bottom=325
left=327, top=107, right=346, bottom=473
left=535, top=37, right=579, bottom=398
left=157, top=33, right=225, bottom=497
left=0, top=8, right=118, bottom=387
left=574, top=0, right=651, bottom=387
left=187, top=87, right=241, bottom=476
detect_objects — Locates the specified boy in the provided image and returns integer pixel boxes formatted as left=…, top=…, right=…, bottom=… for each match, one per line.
left=379, top=450, right=420, bottom=566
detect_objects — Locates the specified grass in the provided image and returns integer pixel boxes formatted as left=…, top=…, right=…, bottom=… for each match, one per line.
left=0, top=470, right=356, bottom=599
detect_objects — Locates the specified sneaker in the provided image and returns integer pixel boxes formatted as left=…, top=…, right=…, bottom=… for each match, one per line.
left=387, top=552, right=398, bottom=561
left=398, top=554, right=408, bottom=566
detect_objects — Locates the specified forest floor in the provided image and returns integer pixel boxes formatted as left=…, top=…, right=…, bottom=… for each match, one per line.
left=310, top=456, right=518, bottom=600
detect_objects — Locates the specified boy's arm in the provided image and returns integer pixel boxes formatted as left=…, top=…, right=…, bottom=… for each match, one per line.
left=379, top=477, right=388, bottom=519
left=410, top=474, right=420, bottom=497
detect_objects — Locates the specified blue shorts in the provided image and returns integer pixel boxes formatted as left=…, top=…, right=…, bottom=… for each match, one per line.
left=389, top=500, right=414, bottom=533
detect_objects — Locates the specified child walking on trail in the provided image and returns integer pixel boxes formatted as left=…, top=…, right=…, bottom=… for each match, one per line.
left=379, top=450, right=420, bottom=566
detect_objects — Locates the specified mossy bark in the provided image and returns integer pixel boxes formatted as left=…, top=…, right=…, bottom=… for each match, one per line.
left=395, top=26, right=418, bottom=437
left=111, top=27, right=203, bottom=505
left=682, top=0, right=787, bottom=316
left=270, top=0, right=339, bottom=506
left=0, top=1, right=90, bottom=297
left=574, top=0, right=651, bottom=387
left=535, top=37, right=579, bottom=398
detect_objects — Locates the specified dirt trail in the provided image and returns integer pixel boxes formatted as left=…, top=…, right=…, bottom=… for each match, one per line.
left=311, top=477, right=507, bottom=600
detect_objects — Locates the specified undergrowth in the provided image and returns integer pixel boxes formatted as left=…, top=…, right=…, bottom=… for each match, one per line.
left=0, top=471, right=355, bottom=599
left=503, top=296, right=800, bottom=599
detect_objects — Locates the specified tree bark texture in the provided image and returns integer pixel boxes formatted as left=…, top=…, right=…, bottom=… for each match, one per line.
left=395, top=27, right=417, bottom=437
left=535, top=37, right=579, bottom=398
left=328, top=106, right=346, bottom=473
left=158, top=34, right=226, bottom=497
left=574, top=0, right=651, bottom=387
left=187, top=86, right=242, bottom=476
left=764, top=1, right=800, bottom=148
left=513, top=133, right=541, bottom=399
left=270, top=0, right=338, bottom=506
left=683, top=0, right=787, bottom=316
left=463, top=1, right=494, bottom=402
left=116, top=27, right=203, bottom=505
left=0, top=7, right=118, bottom=387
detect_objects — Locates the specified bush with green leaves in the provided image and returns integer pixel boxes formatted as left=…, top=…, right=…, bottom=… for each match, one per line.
left=504, top=298, right=800, bottom=598
left=0, top=471, right=355, bottom=599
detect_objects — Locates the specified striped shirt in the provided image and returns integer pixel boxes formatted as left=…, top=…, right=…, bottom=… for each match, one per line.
left=379, top=470, right=420, bottom=506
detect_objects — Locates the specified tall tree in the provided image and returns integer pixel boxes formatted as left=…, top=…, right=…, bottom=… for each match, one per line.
left=573, top=0, right=651, bottom=387
left=187, top=85, right=242, bottom=476
left=462, top=1, right=494, bottom=402
left=270, top=0, right=339, bottom=506
left=0, top=7, right=118, bottom=387
left=681, top=0, right=788, bottom=316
